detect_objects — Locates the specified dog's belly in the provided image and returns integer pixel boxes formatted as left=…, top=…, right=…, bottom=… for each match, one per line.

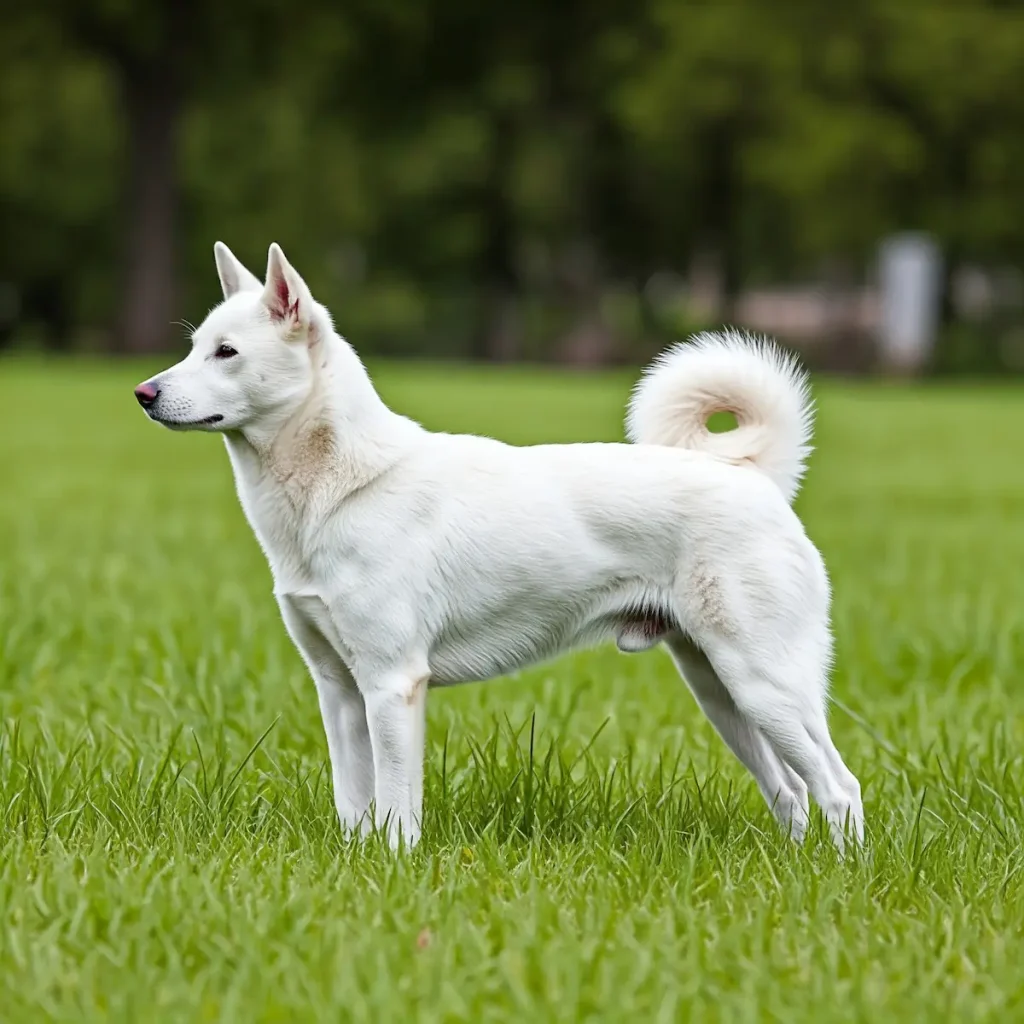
left=426, top=599, right=672, bottom=687
left=427, top=615, right=609, bottom=686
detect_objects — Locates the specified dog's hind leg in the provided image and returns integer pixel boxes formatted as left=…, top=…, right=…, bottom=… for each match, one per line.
left=701, top=632, right=864, bottom=852
left=666, top=635, right=810, bottom=841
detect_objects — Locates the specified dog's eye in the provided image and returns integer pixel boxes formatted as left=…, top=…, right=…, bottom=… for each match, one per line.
left=214, top=343, right=237, bottom=359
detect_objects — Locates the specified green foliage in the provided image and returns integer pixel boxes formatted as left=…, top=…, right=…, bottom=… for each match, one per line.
left=1, top=2, right=1023, bottom=356
left=2, top=361, right=1024, bottom=1017
left=0, top=24, right=120, bottom=329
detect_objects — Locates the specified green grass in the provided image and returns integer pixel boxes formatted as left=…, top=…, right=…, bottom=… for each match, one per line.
left=2, top=357, right=1023, bottom=1021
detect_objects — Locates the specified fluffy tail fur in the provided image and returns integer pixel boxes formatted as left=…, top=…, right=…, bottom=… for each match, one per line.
left=625, top=329, right=813, bottom=503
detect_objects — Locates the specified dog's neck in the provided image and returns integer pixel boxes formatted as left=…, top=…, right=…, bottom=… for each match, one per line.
left=223, top=318, right=418, bottom=508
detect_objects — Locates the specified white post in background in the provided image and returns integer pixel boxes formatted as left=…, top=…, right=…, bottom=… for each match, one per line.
left=877, top=233, right=943, bottom=373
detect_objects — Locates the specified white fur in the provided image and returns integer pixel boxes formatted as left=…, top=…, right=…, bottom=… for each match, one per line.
left=136, top=243, right=864, bottom=851
left=627, top=330, right=814, bottom=503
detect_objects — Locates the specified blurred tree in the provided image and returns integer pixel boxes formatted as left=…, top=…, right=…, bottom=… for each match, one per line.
left=1, top=0, right=1023, bottom=365
left=0, top=18, right=118, bottom=349
left=620, top=0, right=805, bottom=312
left=742, top=2, right=1024, bottom=284
left=326, top=0, right=650, bottom=361
left=47, top=0, right=195, bottom=353
left=36, top=0, right=300, bottom=353
left=865, top=3, right=1024, bottom=322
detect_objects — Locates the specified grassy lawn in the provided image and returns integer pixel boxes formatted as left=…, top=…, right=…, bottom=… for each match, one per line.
left=1, top=357, right=1023, bottom=1021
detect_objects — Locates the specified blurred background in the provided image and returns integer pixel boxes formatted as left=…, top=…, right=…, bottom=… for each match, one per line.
left=2, top=0, right=1023, bottom=374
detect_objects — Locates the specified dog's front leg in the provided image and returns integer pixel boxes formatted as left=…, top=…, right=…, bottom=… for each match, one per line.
left=359, top=668, right=428, bottom=849
left=279, top=600, right=375, bottom=834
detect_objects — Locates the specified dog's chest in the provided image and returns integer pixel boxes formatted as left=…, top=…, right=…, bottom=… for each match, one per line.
left=245, top=497, right=308, bottom=580
left=234, top=477, right=376, bottom=640
left=229, top=458, right=327, bottom=584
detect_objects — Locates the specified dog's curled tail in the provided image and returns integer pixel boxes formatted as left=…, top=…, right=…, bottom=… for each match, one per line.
left=625, top=329, right=813, bottom=503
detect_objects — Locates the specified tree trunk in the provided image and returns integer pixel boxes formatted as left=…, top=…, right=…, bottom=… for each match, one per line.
left=556, top=238, right=614, bottom=367
left=32, top=275, right=73, bottom=352
left=472, top=112, right=521, bottom=361
left=702, top=122, right=741, bottom=322
left=114, top=60, right=179, bottom=354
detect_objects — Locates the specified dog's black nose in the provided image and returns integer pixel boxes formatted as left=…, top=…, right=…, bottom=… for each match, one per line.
left=134, top=381, right=160, bottom=408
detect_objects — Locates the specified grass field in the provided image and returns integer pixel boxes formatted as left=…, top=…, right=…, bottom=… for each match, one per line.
left=1, top=357, right=1023, bottom=1021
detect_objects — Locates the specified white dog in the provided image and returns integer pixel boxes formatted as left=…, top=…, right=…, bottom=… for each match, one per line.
left=135, top=242, right=863, bottom=851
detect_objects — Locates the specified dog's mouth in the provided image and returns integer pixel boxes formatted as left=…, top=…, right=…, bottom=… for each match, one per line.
left=150, top=413, right=225, bottom=429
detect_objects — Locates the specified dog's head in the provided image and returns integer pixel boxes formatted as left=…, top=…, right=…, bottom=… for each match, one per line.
left=134, top=243, right=322, bottom=433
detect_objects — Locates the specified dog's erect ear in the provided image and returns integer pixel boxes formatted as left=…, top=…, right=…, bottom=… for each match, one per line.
left=262, top=243, right=313, bottom=334
left=214, top=242, right=262, bottom=299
